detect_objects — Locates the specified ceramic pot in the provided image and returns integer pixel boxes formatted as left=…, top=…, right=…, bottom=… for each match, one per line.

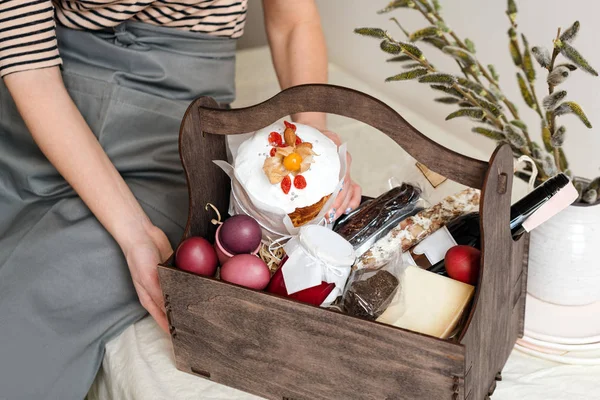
left=528, top=202, right=600, bottom=306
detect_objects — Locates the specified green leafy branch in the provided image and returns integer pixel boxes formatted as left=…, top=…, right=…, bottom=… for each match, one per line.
left=380, top=0, right=522, bottom=122
left=528, top=17, right=597, bottom=202
left=357, top=28, right=508, bottom=131
left=354, top=8, right=545, bottom=178
left=355, top=0, right=600, bottom=203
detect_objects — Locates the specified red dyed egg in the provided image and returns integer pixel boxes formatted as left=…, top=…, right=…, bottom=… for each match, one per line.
left=175, top=237, right=218, bottom=277
left=445, top=245, right=481, bottom=285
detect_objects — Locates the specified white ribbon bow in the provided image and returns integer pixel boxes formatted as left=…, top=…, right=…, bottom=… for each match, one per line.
left=281, top=236, right=351, bottom=295
left=266, top=217, right=328, bottom=260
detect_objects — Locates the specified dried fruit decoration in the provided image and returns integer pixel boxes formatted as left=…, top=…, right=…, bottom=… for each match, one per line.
left=293, top=175, right=307, bottom=189
left=281, top=176, right=292, bottom=194
left=263, top=121, right=316, bottom=187
left=284, top=121, right=297, bottom=131
left=268, top=132, right=284, bottom=147
left=283, top=153, right=302, bottom=171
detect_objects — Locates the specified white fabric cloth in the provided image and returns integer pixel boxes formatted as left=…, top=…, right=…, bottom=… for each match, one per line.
left=88, top=315, right=600, bottom=400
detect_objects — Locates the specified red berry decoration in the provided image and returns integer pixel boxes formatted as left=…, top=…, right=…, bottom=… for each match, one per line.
left=281, top=176, right=292, bottom=194
left=295, top=135, right=302, bottom=145
left=268, top=132, right=283, bottom=147
left=284, top=121, right=296, bottom=132
left=293, top=175, right=307, bottom=189
left=269, top=147, right=277, bottom=157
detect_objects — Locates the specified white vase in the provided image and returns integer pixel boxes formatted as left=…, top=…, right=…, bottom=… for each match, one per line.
left=528, top=203, right=600, bottom=306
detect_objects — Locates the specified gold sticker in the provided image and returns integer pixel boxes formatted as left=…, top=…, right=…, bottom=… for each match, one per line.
left=416, top=162, right=448, bottom=188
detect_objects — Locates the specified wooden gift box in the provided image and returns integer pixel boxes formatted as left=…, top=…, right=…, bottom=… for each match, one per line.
left=158, top=84, right=529, bottom=400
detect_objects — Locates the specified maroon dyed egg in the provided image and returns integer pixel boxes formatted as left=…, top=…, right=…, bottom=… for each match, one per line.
left=219, top=215, right=262, bottom=255
left=220, top=254, right=271, bottom=290
left=175, top=237, right=218, bottom=277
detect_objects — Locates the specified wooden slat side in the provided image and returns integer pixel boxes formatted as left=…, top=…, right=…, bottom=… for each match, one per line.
left=159, top=266, right=465, bottom=400
left=178, top=96, right=230, bottom=241
left=516, top=236, right=529, bottom=338
left=190, top=84, right=488, bottom=189
left=459, top=144, right=516, bottom=400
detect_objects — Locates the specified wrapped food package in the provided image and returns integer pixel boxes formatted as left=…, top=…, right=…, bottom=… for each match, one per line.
left=333, top=183, right=423, bottom=257
left=342, top=248, right=407, bottom=321
left=355, top=188, right=481, bottom=270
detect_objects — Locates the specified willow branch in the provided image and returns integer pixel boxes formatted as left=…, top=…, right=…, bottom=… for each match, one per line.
left=452, top=85, right=505, bottom=129
left=384, top=36, right=436, bottom=72
left=419, top=7, right=521, bottom=121
left=503, top=99, right=519, bottom=120
left=384, top=34, right=505, bottom=131
left=547, top=27, right=564, bottom=172
left=406, top=9, right=473, bottom=81
left=428, top=10, right=499, bottom=86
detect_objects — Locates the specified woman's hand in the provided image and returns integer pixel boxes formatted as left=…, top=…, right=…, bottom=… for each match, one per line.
left=321, top=129, right=362, bottom=223
left=123, top=223, right=173, bottom=334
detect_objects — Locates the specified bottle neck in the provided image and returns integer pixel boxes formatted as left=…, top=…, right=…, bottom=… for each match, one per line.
left=428, top=174, right=570, bottom=274
left=509, top=173, right=569, bottom=238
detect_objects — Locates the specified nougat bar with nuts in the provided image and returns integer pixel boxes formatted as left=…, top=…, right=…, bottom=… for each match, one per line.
left=355, top=188, right=480, bottom=269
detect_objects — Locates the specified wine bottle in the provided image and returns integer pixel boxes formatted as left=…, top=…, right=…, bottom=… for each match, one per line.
left=411, top=173, right=574, bottom=274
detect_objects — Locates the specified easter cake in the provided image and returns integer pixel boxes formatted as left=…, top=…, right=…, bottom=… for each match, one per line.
left=234, top=121, right=341, bottom=227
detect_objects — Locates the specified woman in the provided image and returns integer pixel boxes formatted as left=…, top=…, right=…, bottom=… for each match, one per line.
left=0, top=0, right=361, bottom=398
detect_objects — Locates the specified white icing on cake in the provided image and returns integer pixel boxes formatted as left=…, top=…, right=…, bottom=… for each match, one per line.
left=234, top=121, right=341, bottom=214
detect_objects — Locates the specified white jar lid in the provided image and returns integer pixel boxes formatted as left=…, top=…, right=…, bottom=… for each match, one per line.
left=282, top=225, right=356, bottom=295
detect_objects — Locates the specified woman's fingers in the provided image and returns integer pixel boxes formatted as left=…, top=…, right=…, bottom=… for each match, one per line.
left=315, top=131, right=364, bottom=223
left=147, top=225, right=174, bottom=261
left=334, top=194, right=352, bottom=220
left=334, top=181, right=353, bottom=219
left=349, top=182, right=363, bottom=210
left=124, top=229, right=172, bottom=334
left=327, top=152, right=354, bottom=222
left=335, top=180, right=362, bottom=219
left=147, top=267, right=166, bottom=312
left=328, top=178, right=349, bottom=223
left=137, top=284, right=169, bottom=333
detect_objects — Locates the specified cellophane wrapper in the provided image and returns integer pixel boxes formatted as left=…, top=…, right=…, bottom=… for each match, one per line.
left=341, top=249, right=407, bottom=321
left=213, top=143, right=348, bottom=241
left=355, top=188, right=481, bottom=269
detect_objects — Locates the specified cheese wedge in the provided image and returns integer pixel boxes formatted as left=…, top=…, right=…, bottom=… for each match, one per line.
left=377, top=265, right=474, bottom=339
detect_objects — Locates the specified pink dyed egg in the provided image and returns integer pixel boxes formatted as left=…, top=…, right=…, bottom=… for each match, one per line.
left=220, top=254, right=271, bottom=290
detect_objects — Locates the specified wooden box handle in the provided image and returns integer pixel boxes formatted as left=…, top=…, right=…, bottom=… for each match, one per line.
left=178, top=84, right=490, bottom=239
left=194, top=84, right=488, bottom=187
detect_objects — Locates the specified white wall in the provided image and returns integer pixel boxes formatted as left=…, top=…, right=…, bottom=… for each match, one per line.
left=238, top=0, right=600, bottom=179
left=315, top=0, right=600, bottom=179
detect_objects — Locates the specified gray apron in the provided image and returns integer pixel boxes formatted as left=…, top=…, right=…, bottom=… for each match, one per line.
left=0, top=21, right=236, bottom=400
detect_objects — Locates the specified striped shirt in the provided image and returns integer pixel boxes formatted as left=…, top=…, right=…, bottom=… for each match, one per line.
left=0, top=0, right=247, bottom=77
